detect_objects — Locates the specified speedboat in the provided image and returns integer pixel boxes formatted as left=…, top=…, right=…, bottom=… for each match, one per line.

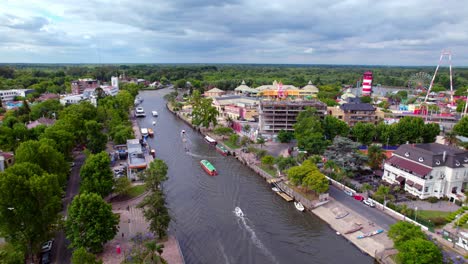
left=234, top=207, right=244, bottom=217
left=152, top=111, right=158, bottom=117
left=152, top=121, right=156, bottom=126
left=272, top=187, right=280, bottom=192
left=294, top=201, right=305, bottom=212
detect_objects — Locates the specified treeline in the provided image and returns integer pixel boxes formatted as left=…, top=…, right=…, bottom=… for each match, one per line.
left=1, top=64, right=468, bottom=95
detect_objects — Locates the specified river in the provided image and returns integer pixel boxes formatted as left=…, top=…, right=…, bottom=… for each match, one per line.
left=136, top=89, right=373, bottom=264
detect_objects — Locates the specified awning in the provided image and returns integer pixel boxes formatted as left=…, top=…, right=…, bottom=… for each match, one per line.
left=414, top=184, right=423, bottom=191
left=406, top=180, right=414, bottom=186
left=386, top=156, right=432, bottom=178
left=396, top=176, right=405, bottom=183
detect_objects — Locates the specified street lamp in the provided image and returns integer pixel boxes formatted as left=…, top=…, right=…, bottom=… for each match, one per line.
left=414, top=207, right=418, bottom=222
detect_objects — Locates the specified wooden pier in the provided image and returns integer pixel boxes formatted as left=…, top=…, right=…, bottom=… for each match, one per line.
left=276, top=191, right=293, bottom=202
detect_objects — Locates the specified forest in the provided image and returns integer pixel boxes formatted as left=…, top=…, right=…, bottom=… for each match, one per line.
left=1, top=64, right=467, bottom=96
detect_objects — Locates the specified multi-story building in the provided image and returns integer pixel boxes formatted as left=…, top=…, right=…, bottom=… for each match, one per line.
left=259, top=100, right=327, bottom=133
left=0, top=89, right=35, bottom=102
left=71, top=79, right=99, bottom=95
left=0, top=151, right=14, bottom=172
left=328, top=103, right=380, bottom=127
left=382, top=143, right=468, bottom=202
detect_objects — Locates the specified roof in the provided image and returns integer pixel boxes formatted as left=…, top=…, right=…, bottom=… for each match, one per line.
left=26, top=117, right=56, bottom=129
left=205, top=88, right=225, bottom=93
left=386, top=156, right=432, bottom=178
left=0, top=151, right=14, bottom=159
left=301, top=81, right=319, bottom=93
left=394, top=143, right=468, bottom=169
left=340, top=103, right=375, bottom=111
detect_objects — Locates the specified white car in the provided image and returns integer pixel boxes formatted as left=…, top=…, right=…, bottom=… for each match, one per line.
left=41, top=240, right=54, bottom=252
left=344, top=190, right=353, bottom=196
left=363, top=199, right=375, bottom=207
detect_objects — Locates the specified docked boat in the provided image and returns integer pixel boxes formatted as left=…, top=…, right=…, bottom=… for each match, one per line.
left=152, top=111, right=158, bottom=117
left=335, top=211, right=349, bottom=219
left=357, top=229, right=384, bottom=239
left=294, top=201, right=305, bottom=212
left=344, top=226, right=363, bottom=234
left=148, top=128, right=154, bottom=137
left=216, top=144, right=229, bottom=156
left=200, top=160, right=217, bottom=176
left=204, top=136, right=217, bottom=146
left=140, top=128, right=149, bottom=137
left=272, top=187, right=281, bottom=192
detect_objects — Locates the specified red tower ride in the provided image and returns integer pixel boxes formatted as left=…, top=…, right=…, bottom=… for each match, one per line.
left=361, top=71, right=373, bottom=96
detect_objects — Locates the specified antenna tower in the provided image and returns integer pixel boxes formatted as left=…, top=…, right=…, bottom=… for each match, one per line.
left=424, top=50, right=454, bottom=104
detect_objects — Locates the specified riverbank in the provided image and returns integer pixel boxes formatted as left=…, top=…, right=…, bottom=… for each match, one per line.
left=167, top=103, right=395, bottom=263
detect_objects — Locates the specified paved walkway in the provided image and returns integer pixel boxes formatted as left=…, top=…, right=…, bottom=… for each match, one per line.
left=397, top=200, right=460, bottom=212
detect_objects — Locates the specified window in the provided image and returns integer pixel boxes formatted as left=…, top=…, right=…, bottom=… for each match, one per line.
left=435, top=160, right=440, bottom=165
left=418, top=157, right=424, bottom=162
left=424, top=187, right=429, bottom=192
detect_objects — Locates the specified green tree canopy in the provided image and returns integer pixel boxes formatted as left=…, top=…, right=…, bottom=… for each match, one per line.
left=351, top=122, right=376, bottom=145
left=323, top=136, right=367, bottom=172
left=114, top=177, right=132, bottom=196
left=142, top=159, right=169, bottom=191
left=190, top=90, right=219, bottom=128
left=261, top=155, right=275, bottom=166
left=85, top=120, right=107, bottom=153
left=397, top=238, right=442, bottom=264
left=277, top=129, right=294, bottom=143
left=286, top=160, right=316, bottom=185
left=323, top=115, right=349, bottom=140
left=302, top=168, right=329, bottom=194
left=66, top=193, right=119, bottom=253
left=138, top=191, right=171, bottom=239
left=367, top=144, right=386, bottom=170
left=71, top=247, right=103, bottom=264
left=453, top=116, right=468, bottom=137
left=80, top=152, right=114, bottom=197
left=388, top=221, right=426, bottom=248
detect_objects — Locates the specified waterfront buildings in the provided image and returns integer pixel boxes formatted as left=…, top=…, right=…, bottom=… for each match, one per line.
left=259, top=100, right=327, bottom=133
left=382, top=143, right=468, bottom=202
left=204, top=88, right=226, bottom=98
left=212, top=95, right=260, bottom=121
left=327, top=103, right=382, bottom=126
left=71, top=78, right=99, bottom=95
left=127, top=139, right=148, bottom=180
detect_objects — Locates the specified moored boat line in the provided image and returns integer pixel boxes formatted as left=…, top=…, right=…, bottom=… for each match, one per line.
left=215, top=144, right=229, bottom=156
left=200, top=159, right=217, bottom=176
left=357, top=229, right=384, bottom=239
left=204, top=135, right=217, bottom=145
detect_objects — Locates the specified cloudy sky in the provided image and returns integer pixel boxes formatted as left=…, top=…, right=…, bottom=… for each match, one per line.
left=1, top=0, right=467, bottom=65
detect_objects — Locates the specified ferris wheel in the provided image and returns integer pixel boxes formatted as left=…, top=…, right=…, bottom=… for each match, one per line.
left=408, top=72, right=432, bottom=91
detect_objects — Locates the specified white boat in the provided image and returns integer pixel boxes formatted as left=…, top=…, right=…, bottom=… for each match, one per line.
left=152, top=111, right=158, bottom=117
left=135, top=107, right=146, bottom=117
left=272, top=187, right=280, bottom=192
left=294, top=201, right=305, bottom=212
left=141, top=128, right=149, bottom=137
left=204, top=135, right=217, bottom=145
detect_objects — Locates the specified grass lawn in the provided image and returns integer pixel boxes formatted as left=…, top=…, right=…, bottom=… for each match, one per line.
left=223, top=140, right=240, bottom=149
left=417, top=210, right=452, bottom=219
left=128, top=185, right=147, bottom=198
left=259, top=164, right=277, bottom=177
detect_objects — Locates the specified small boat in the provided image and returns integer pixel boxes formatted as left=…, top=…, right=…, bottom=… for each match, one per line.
left=335, top=212, right=349, bottom=219
left=357, top=229, right=384, bottom=239
left=204, top=136, right=217, bottom=146
left=272, top=187, right=281, bottom=192
left=294, top=201, right=305, bottom=212
left=200, top=160, right=217, bottom=176
left=215, top=144, right=229, bottom=156
left=148, top=128, right=154, bottom=137
left=152, top=121, right=156, bottom=126
left=152, top=111, right=158, bottom=117
left=344, top=226, right=363, bottom=234
left=140, top=128, right=148, bottom=137
left=150, top=149, right=156, bottom=158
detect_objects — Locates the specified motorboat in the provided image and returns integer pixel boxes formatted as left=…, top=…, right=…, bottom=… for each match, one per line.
left=152, top=111, right=158, bottom=117
left=272, top=187, right=281, bottom=192
left=135, top=107, right=146, bottom=117
left=357, top=229, right=384, bottom=239
left=152, top=121, right=156, bottom=126
left=294, top=201, right=305, bottom=212
left=148, top=128, right=154, bottom=137
left=204, top=135, right=217, bottom=145
left=200, top=160, right=217, bottom=176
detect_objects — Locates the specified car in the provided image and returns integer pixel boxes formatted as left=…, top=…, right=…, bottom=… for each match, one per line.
left=353, top=195, right=364, bottom=201
left=41, top=240, right=54, bottom=252
left=41, top=251, right=51, bottom=264
left=344, top=189, right=353, bottom=196
left=363, top=199, right=375, bottom=207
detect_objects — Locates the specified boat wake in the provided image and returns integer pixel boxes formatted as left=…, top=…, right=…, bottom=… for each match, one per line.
left=218, top=240, right=231, bottom=264
left=233, top=207, right=279, bottom=264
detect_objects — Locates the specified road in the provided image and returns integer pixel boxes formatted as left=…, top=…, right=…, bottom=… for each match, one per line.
left=328, top=185, right=397, bottom=230
left=52, top=151, right=85, bottom=264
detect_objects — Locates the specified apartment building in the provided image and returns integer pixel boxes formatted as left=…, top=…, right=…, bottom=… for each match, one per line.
left=71, top=79, right=99, bottom=95
left=328, top=103, right=380, bottom=127
left=259, top=100, right=327, bottom=133
left=0, top=89, right=35, bottom=102
left=382, top=143, right=468, bottom=202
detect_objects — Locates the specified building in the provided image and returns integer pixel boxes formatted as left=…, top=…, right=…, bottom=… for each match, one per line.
left=26, top=117, right=56, bottom=129
left=259, top=100, right=327, bottom=133
left=59, top=94, right=85, bottom=105
left=0, top=151, right=14, bottom=172
left=36, top=93, right=60, bottom=102
left=0, top=89, right=35, bottom=102
left=234, top=80, right=258, bottom=96
left=204, top=88, right=226, bottom=98
left=328, top=103, right=380, bottom=127
left=127, top=139, right=148, bottom=179
left=71, top=79, right=99, bottom=95
left=361, top=71, right=373, bottom=96
left=382, top=143, right=468, bottom=201
left=212, top=95, right=260, bottom=121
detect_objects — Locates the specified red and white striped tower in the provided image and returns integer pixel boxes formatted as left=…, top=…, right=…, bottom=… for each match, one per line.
left=361, top=71, right=373, bottom=96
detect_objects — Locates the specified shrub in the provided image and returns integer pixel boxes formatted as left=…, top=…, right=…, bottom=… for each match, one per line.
left=429, top=217, right=447, bottom=226
left=426, top=197, right=439, bottom=203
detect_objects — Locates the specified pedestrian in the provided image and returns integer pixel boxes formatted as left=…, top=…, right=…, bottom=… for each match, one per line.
left=122, top=233, right=124, bottom=238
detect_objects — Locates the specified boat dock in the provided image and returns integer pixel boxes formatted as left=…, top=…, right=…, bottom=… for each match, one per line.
left=267, top=178, right=283, bottom=184
left=276, top=191, right=293, bottom=202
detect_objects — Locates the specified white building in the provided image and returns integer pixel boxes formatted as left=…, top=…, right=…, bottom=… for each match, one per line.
left=59, top=94, right=85, bottom=105
left=0, top=89, right=35, bottom=102
left=382, top=143, right=468, bottom=202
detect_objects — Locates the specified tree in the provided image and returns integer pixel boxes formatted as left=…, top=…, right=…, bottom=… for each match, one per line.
left=138, top=191, right=171, bottom=239
left=80, top=152, right=114, bottom=197
left=351, top=122, right=376, bottom=145
left=174, top=79, right=187, bottom=89
left=286, top=160, right=316, bottom=185
left=277, top=129, right=294, bottom=143
left=142, top=159, right=168, bottom=191
left=275, top=156, right=297, bottom=171
left=396, top=238, right=442, bottom=264
left=421, top=123, right=440, bottom=143
left=40, top=125, right=75, bottom=157
left=395, top=117, right=426, bottom=144
left=85, top=120, right=107, bottom=154
left=367, top=144, right=386, bottom=170
left=0, top=242, right=24, bottom=264
left=453, top=116, right=468, bottom=137
left=361, top=183, right=372, bottom=197
left=373, top=185, right=394, bottom=206
left=114, top=177, right=132, bottom=196
left=324, top=136, right=367, bottom=172
left=228, top=134, right=239, bottom=146
left=322, top=115, right=349, bottom=140
left=145, top=241, right=165, bottom=264
left=66, top=193, right=119, bottom=253
left=360, top=96, right=372, bottom=103
left=294, top=107, right=329, bottom=154
left=242, top=124, right=251, bottom=133
left=302, top=168, right=329, bottom=194
left=256, top=137, right=266, bottom=148
left=71, top=247, right=102, bottom=264
left=388, top=221, right=426, bottom=248
left=190, top=91, right=219, bottom=128
left=261, top=155, right=275, bottom=167
left=213, top=126, right=233, bottom=139
left=444, top=131, right=460, bottom=147
left=0, top=163, right=62, bottom=263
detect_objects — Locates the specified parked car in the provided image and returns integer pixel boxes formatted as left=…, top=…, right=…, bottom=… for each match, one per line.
left=41, top=251, right=51, bottom=264
left=344, top=190, right=353, bottom=196
left=353, top=195, right=364, bottom=201
left=363, top=199, right=375, bottom=207
left=41, top=240, right=54, bottom=252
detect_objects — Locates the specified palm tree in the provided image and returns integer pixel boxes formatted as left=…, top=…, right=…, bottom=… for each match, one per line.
left=444, top=131, right=460, bottom=147
left=361, top=183, right=372, bottom=197
left=367, top=145, right=386, bottom=170
left=145, top=241, right=166, bottom=264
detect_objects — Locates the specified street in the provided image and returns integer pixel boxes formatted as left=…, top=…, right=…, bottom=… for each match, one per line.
left=328, top=185, right=397, bottom=230
left=52, top=152, right=85, bottom=264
